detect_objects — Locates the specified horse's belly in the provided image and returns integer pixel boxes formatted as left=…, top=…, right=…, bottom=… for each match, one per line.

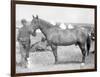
left=58, top=40, right=76, bottom=46
left=59, top=35, right=77, bottom=45
left=59, top=41, right=76, bottom=46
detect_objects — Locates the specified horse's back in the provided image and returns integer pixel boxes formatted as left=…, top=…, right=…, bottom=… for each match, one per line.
left=46, top=26, right=88, bottom=45
left=46, top=27, right=77, bottom=44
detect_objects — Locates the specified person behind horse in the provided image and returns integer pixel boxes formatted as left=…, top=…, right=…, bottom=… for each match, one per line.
left=17, top=19, right=35, bottom=67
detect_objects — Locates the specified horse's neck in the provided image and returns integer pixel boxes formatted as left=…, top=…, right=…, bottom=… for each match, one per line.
left=38, top=19, right=52, bottom=36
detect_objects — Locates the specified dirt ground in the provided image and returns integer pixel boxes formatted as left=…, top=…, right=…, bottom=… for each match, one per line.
left=16, top=33, right=95, bottom=73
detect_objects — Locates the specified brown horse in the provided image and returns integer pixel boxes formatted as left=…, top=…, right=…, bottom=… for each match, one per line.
left=30, top=15, right=91, bottom=64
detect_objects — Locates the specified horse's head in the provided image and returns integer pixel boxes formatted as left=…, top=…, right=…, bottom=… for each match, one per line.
left=30, top=15, right=40, bottom=36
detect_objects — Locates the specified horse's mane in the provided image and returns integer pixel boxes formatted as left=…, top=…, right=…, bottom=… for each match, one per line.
left=38, top=18, right=54, bottom=29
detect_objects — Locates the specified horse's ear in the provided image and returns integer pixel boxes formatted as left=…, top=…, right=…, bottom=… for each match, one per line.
left=36, top=15, right=38, bottom=19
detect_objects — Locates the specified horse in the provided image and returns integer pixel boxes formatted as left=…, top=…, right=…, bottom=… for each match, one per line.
left=17, top=19, right=36, bottom=67
left=30, top=15, right=91, bottom=65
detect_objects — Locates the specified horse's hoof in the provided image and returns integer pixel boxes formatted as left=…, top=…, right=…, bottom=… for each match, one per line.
left=81, top=63, right=85, bottom=66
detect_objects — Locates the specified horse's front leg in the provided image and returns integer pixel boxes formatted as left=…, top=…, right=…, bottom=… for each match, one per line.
left=51, top=44, right=58, bottom=64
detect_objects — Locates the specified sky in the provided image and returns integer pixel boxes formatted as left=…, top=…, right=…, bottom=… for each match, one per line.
left=16, top=4, right=94, bottom=24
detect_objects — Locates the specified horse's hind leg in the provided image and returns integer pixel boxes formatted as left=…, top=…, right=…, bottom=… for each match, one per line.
left=51, top=44, right=58, bottom=64
left=82, top=48, right=86, bottom=63
left=78, top=43, right=86, bottom=64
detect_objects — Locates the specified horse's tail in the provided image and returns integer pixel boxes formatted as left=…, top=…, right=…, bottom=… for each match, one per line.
left=87, top=34, right=91, bottom=56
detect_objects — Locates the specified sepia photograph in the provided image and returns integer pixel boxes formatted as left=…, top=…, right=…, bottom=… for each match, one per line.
left=11, top=1, right=97, bottom=76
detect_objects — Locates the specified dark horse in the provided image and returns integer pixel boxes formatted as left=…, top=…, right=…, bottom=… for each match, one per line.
left=30, top=15, right=91, bottom=64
